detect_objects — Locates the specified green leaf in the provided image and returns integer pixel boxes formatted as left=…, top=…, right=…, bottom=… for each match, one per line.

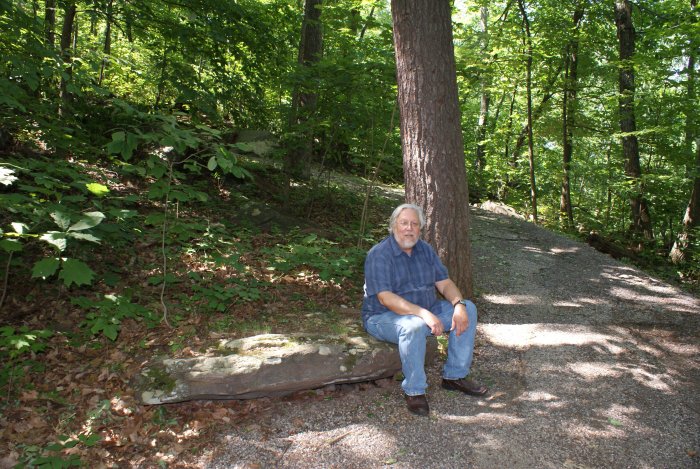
left=40, top=232, right=67, bottom=251
left=58, top=259, right=95, bottom=287
left=80, top=433, right=101, bottom=446
left=608, top=418, right=623, bottom=427
left=0, top=239, right=22, bottom=252
left=0, top=167, right=18, bottom=186
left=219, top=157, right=234, bottom=172
left=10, top=222, right=29, bottom=234
left=50, top=211, right=72, bottom=230
left=230, top=165, right=252, bottom=179
left=68, top=232, right=101, bottom=243
left=207, top=156, right=218, bottom=171
left=302, top=234, right=318, bottom=244
left=68, top=212, right=105, bottom=231
left=86, top=182, right=110, bottom=197
left=32, top=257, right=61, bottom=279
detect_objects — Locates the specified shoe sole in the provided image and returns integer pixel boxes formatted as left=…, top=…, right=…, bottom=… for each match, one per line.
left=441, top=382, right=488, bottom=396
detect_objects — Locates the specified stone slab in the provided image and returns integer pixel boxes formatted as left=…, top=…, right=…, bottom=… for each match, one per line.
left=136, top=333, right=438, bottom=404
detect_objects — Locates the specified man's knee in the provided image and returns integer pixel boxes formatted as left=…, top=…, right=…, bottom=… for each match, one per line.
left=398, top=317, right=428, bottom=336
left=463, top=300, right=478, bottom=324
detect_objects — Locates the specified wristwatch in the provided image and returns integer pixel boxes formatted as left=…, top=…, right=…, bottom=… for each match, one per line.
left=452, top=299, right=468, bottom=307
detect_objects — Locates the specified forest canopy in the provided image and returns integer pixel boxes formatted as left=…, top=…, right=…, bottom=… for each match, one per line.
left=1, top=0, right=698, bottom=303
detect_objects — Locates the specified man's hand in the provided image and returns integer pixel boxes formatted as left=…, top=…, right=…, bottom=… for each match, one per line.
left=421, top=311, right=445, bottom=336
left=451, top=304, right=469, bottom=336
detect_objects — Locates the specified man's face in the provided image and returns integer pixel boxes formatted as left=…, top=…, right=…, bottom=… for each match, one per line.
left=392, top=208, right=421, bottom=252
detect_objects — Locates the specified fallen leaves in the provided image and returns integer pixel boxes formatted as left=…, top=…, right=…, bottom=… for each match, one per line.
left=12, top=414, right=47, bottom=434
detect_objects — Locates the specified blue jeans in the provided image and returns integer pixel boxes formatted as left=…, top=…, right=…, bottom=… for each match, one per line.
left=365, top=300, right=478, bottom=396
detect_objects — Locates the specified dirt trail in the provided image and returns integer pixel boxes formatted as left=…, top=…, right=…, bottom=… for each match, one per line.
left=203, top=206, right=700, bottom=469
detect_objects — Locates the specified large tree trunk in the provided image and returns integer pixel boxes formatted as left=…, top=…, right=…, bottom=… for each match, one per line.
left=615, top=0, right=653, bottom=241
left=560, top=5, right=585, bottom=228
left=285, top=0, right=323, bottom=181
left=670, top=0, right=699, bottom=264
left=518, top=0, right=538, bottom=222
left=391, top=0, right=474, bottom=297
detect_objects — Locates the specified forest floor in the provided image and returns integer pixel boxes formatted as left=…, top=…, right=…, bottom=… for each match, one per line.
left=1, top=161, right=699, bottom=468
left=201, top=204, right=700, bottom=469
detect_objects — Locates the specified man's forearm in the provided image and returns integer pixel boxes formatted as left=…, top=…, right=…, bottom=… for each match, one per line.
left=436, top=279, right=464, bottom=306
left=377, top=291, right=432, bottom=320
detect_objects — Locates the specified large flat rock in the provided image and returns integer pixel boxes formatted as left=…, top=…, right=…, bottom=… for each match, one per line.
left=136, top=333, right=437, bottom=404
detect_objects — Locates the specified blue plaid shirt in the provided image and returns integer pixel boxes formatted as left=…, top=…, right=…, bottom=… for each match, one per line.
left=361, top=235, right=449, bottom=328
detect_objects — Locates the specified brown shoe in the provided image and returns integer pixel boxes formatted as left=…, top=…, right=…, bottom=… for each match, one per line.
left=404, top=393, right=429, bottom=416
left=442, top=377, right=489, bottom=396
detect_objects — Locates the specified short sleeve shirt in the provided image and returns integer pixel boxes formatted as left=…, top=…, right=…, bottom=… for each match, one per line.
left=361, top=235, right=449, bottom=327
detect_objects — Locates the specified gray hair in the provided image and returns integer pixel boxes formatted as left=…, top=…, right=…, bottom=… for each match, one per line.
left=388, top=203, right=426, bottom=233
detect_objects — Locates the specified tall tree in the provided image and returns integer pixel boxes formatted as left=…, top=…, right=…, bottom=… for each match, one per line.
left=285, top=0, right=323, bottom=180
left=474, top=5, right=490, bottom=180
left=44, top=0, right=56, bottom=48
left=517, top=0, right=538, bottom=222
left=391, top=0, right=474, bottom=296
left=560, top=4, right=586, bottom=228
left=614, top=0, right=653, bottom=241
left=58, top=1, right=77, bottom=117
left=98, top=0, right=114, bottom=86
left=670, top=0, right=699, bottom=264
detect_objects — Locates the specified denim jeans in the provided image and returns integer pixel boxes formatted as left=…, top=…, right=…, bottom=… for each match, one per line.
left=365, top=299, right=478, bottom=396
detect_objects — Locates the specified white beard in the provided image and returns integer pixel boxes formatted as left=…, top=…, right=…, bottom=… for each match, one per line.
left=394, top=233, right=418, bottom=251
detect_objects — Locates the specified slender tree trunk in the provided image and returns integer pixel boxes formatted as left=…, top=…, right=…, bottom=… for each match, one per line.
left=518, top=0, right=538, bottom=222
left=560, top=5, right=585, bottom=228
left=670, top=0, right=699, bottom=264
left=615, top=0, right=653, bottom=242
left=44, top=0, right=56, bottom=48
left=98, top=0, right=114, bottom=86
left=391, top=0, right=474, bottom=296
left=474, top=6, right=490, bottom=177
left=510, top=62, right=564, bottom=165
left=285, top=0, right=323, bottom=180
left=155, top=45, right=168, bottom=108
left=125, top=4, right=134, bottom=43
left=501, top=85, right=518, bottom=200
left=59, top=1, right=77, bottom=117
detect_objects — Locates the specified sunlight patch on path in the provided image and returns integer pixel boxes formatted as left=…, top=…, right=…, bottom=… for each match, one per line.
left=481, top=323, right=629, bottom=352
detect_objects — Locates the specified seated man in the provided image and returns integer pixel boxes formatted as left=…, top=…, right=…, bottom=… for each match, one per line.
left=361, top=203, right=488, bottom=416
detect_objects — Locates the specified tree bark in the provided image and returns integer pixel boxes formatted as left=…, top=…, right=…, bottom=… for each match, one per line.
left=391, top=0, right=474, bottom=296
left=560, top=5, right=585, bottom=228
left=59, top=1, right=77, bottom=117
left=517, top=0, right=538, bottom=222
left=98, top=0, right=114, bottom=86
left=615, top=0, right=653, bottom=241
left=670, top=0, right=699, bottom=264
left=474, top=6, right=490, bottom=179
left=44, top=0, right=56, bottom=48
left=285, top=0, right=323, bottom=180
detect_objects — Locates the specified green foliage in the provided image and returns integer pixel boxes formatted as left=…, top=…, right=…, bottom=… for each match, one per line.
left=187, top=277, right=264, bottom=314
left=72, top=294, right=159, bottom=341
left=16, top=433, right=101, bottom=468
left=0, top=326, right=52, bottom=360
left=0, top=326, right=52, bottom=388
left=262, top=232, right=365, bottom=282
left=0, top=158, right=109, bottom=293
left=29, top=210, right=105, bottom=287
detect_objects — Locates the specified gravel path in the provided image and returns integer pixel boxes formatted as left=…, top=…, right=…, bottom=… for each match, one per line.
left=203, top=207, right=700, bottom=469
